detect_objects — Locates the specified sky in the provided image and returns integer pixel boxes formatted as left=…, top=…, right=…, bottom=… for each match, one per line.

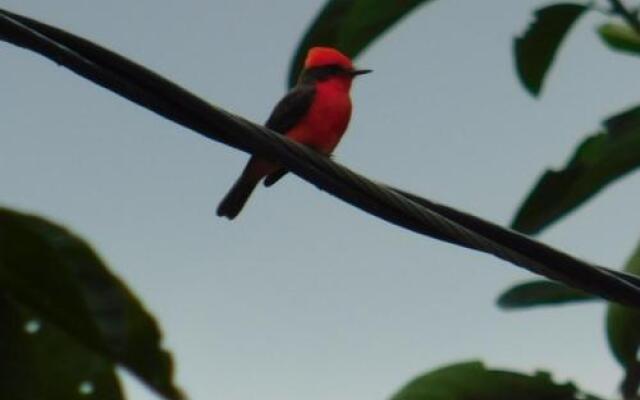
left=3, top=1, right=640, bottom=399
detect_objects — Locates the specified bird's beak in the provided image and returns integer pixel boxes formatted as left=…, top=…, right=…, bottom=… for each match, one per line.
left=350, top=69, right=372, bottom=76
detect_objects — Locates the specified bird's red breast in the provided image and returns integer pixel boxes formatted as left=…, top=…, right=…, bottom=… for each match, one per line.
left=286, top=78, right=352, bottom=154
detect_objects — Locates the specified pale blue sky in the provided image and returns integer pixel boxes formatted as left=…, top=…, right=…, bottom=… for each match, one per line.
left=3, top=1, right=640, bottom=399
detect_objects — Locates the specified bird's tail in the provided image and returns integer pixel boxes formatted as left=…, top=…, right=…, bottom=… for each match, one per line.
left=217, top=173, right=260, bottom=219
left=217, top=158, right=274, bottom=219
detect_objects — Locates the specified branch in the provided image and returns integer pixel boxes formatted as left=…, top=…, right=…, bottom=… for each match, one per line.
left=2, top=9, right=640, bottom=307
left=609, top=0, right=640, bottom=33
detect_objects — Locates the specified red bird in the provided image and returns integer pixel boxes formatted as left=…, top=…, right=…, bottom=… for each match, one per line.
left=217, top=47, right=371, bottom=219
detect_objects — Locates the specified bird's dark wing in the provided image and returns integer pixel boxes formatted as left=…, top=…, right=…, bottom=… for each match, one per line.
left=266, top=83, right=316, bottom=133
left=263, top=83, right=316, bottom=186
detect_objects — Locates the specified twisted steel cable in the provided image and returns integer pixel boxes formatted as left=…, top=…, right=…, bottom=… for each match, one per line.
left=2, top=9, right=640, bottom=306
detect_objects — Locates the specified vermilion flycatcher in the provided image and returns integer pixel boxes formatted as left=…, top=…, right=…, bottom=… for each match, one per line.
left=217, top=47, right=371, bottom=219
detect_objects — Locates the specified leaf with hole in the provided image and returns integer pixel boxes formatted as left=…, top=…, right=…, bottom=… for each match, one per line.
left=0, top=207, right=184, bottom=400
left=0, top=295, right=124, bottom=400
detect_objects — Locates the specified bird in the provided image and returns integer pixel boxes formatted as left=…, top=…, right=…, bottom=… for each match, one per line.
left=217, top=47, right=371, bottom=219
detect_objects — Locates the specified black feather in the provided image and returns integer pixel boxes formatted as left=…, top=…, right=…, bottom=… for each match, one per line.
left=261, top=83, right=316, bottom=185
left=265, top=83, right=316, bottom=133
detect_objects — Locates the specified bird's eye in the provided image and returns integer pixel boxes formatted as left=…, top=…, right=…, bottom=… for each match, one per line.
left=328, top=65, right=345, bottom=75
left=302, top=64, right=350, bottom=83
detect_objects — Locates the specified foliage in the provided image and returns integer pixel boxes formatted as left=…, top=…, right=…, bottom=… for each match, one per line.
left=497, top=280, right=596, bottom=309
left=295, top=0, right=640, bottom=398
left=391, top=361, right=602, bottom=400
left=288, top=0, right=435, bottom=87
left=512, top=105, right=640, bottom=234
left=5, top=0, right=640, bottom=398
left=514, top=3, right=587, bottom=96
left=0, top=208, right=183, bottom=400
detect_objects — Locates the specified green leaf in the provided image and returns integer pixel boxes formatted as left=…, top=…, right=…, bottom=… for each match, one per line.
left=497, top=280, right=597, bottom=309
left=607, top=240, right=640, bottom=397
left=390, top=361, right=603, bottom=400
left=0, top=207, right=184, bottom=400
left=512, top=104, right=640, bottom=234
left=288, top=0, right=435, bottom=87
left=598, top=23, right=640, bottom=55
left=514, top=3, right=587, bottom=96
left=0, top=295, right=124, bottom=400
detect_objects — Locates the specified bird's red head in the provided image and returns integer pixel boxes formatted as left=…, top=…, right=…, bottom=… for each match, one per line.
left=304, top=47, right=354, bottom=71
left=301, top=47, right=372, bottom=88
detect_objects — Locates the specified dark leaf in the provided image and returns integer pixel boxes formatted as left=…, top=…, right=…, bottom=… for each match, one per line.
left=598, top=23, right=640, bottom=55
left=288, top=0, right=435, bottom=87
left=391, top=361, right=603, bottom=400
left=0, top=295, right=124, bottom=400
left=0, top=208, right=184, bottom=400
left=497, top=280, right=597, bottom=309
left=514, top=3, right=587, bottom=96
left=512, top=104, right=640, bottom=234
left=0, top=294, right=41, bottom=400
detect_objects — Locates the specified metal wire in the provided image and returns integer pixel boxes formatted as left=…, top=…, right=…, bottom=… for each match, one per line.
left=3, top=8, right=640, bottom=307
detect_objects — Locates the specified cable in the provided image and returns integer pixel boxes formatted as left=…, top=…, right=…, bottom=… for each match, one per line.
left=2, top=8, right=640, bottom=307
